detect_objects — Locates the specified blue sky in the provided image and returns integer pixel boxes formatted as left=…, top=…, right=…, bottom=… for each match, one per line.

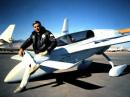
left=0, top=0, right=130, bottom=47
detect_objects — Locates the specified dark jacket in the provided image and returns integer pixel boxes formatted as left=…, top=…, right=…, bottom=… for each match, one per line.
left=21, top=27, right=57, bottom=54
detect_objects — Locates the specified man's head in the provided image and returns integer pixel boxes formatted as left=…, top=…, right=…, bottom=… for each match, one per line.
left=32, top=21, right=42, bottom=32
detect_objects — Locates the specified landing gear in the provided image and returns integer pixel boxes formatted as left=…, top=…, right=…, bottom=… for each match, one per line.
left=77, top=60, right=92, bottom=71
left=102, top=53, right=127, bottom=76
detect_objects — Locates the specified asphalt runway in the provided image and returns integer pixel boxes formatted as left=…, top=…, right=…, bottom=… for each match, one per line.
left=0, top=52, right=130, bottom=97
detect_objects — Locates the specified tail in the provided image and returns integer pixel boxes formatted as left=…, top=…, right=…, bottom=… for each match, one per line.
left=0, top=24, right=15, bottom=43
left=61, top=18, right=69, bottom=35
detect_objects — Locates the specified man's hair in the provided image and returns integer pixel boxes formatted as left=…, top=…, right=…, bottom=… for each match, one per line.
left=32, top=21, right=41, bottom=26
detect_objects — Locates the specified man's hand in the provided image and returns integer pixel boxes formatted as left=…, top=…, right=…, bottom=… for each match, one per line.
left=18, top=48, right=24, bottom=57
left=38, top=50, right=48, bottom=56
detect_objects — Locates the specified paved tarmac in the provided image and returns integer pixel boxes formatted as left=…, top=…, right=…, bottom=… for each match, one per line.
left=0, top=52, right=130, bottom=97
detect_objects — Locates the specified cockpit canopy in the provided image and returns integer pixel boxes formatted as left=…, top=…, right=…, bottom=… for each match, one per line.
left=57, top=30, right=94, bottom=46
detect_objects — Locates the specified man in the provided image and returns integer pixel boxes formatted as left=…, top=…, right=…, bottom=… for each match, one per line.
left=14, top=21, right=57, bottom=93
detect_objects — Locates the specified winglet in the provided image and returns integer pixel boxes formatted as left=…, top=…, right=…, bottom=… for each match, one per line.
left=61, top=18, right=69, bottom=35
left=118, top=28, right=130, bottom=34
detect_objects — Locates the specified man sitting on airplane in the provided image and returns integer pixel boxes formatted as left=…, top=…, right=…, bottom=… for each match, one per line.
left=14, top=21, right=57, bottom=93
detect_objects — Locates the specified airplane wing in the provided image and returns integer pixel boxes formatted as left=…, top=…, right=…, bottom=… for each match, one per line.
left=11, top=53, right=76, bottom=70
left=66, top=34, right=130, bottom=53
left=11, top=51, right=35, bottom=61
left=40, top=60, right=92, bottom=70
left=87, top=34, right=130, bottom=49
left=11, top=55, right=23, bottom=61
left=11, top=55, right=76, bottom=70
left=40, top=60, right=75, bottom=70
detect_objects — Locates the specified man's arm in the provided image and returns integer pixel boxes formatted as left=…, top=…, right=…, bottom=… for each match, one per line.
left=19, top=34, right=33, bottom=56
left=47, top=32, right=57, bottom=54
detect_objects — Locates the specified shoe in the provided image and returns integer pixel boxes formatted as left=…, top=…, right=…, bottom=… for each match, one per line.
left=29, top=64, right=40, bottom=74
left=13, top=86, right=26, bottom=94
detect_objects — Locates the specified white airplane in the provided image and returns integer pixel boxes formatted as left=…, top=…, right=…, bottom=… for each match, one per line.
left=4, top=18, right=130, bottom=83
left=0, top=24, right=15, bottom=45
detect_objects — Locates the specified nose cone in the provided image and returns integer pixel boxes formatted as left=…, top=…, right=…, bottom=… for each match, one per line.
left=4, top=62, right=25, bottom=83
left=4, top=73, right=14, bottom=83
left=4, top=74, right=11, bottom=83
